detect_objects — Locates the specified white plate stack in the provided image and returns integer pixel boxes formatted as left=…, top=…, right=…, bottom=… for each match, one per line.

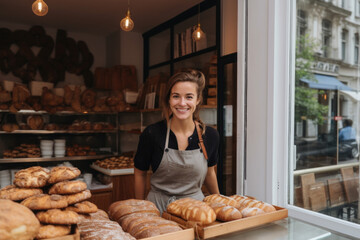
left=0, top=170, right=11, bottom=188
left=54, top=139, right=66, bottom=157
left=41, top=140, right=54, bottom=158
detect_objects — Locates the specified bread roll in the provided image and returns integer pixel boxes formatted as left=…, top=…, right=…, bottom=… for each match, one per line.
left=203, top=194, right=241, bottom=209
left=167, top=198, right=216, bottom=225
left=208, top=202, right=242, bottom=221
left=0, top=199, right=40, bottom=240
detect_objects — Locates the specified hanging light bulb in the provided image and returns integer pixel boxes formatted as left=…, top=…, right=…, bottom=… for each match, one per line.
left=192, top=4, right=204, bottom=41
left=120, top=0, right=134, bottom=31
left=32, top=0, right=48, bottom=16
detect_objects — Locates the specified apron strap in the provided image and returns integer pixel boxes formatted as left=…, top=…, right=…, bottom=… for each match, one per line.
left=195, top=121, right=208, bottom=160
left=165, top=119, right=171, bottom=150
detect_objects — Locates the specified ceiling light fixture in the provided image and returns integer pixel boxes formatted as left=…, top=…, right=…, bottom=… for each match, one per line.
left=192, top=4, right=204, bottom=41
left=120, top=0, right=134, bottom=32
left=32, top=0, right=48, bottom=16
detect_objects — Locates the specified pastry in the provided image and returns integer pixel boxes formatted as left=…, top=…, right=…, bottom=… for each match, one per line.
left=66, top=189, right=92, bottom=205
left=36, top=224, right=71, bottom=239
left=48, top=166, right=81, bottom=184
left=21, top=194, right=68, bottom=210
left=66, top=200, right=98, bottom=213
left=48, top=180, right=87, bottom=195
left=13, top=166, right=50, bottom=188
left=36, top=209, right=80, bottom=225
left=0, top=199, right=40, bottom=240
left=0, top=185, right=43, bottom=201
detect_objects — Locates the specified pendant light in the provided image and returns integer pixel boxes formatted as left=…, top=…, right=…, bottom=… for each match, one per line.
left=192, top=4, right=204, bottom=41
left=120, top=0, right=134, bottom=32
left=32, top=0, right=48, bottom=16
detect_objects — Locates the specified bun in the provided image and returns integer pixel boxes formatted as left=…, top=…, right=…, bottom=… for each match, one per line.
left=203, top=194, right=241, bottom=209
left=21, top=194, right=68, bottom=210
left=49, top=180, right=87, bottom=195
left=0, top=185, right=43, bottom=201
left=208, top=202, right=242, bottom=221
left=166, top=198, right=216, bottom=225
left=0, top=199, right=40, bottom=240
left=13, top=166, right=50, bottom=188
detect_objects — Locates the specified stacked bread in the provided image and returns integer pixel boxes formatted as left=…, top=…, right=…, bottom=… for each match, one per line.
left=0, top=166, right=97, bottom=239
left=109, top=199, right=183, bottom=239
left=230, top=195, right=276, bottom=217
left=166, top=198, right=217, bottom=225
left=78, top=209, right=135, bottom=240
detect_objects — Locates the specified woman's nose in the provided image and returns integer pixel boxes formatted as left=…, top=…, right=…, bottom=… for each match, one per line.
left=179, top=97, right=186, bottom=105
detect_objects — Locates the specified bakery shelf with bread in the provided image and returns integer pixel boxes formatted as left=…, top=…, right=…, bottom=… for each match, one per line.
left=162, top=194, right=288, bottom=239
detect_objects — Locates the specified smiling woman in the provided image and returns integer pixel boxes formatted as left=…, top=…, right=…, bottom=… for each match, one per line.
left=133, top=69, right=220, bottom=213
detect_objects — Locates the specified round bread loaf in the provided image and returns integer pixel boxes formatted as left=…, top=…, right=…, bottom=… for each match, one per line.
left=0, top=199, right=40, bottom=240
left=48, top=166, right=81, bottom=184
left=21, top=194, right=68, bottom=210
left=13, top=166, right=50, bottom=188
left=66, top=200, right=98, bottom=213
left=108, top=199, right=160, bottom=221
left=36, top=209, right=79, bottom=225
left=0, top=185, right=43, bottom=201
left=66, top=189, right=91, bottom=205
left=36, top=224, right=71, bottom=239
left=48, top=180, right=87, bottom=195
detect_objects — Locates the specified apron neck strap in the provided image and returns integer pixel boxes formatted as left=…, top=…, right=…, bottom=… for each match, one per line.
left=165, top=119, right=171, bottom=150
left=195, top=121, right=208, bottom=160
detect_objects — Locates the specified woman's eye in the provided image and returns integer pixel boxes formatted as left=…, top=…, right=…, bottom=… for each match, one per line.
left=187, top=96, right=193, bottom=99
left=172, top=95, right=179, bottom=99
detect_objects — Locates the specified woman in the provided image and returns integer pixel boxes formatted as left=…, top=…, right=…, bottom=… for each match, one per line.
left=134, top=69, right=220, bottom=213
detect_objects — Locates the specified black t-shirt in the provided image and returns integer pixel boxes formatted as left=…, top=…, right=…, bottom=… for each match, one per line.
left=134, top=120, right=219, bottom=173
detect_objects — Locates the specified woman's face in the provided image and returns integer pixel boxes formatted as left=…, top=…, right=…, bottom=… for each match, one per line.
left=169, top=81, right=199, bottom=121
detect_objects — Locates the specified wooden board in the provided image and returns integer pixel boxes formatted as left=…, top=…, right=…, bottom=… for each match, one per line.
left=327, top=178, right=345, bottom=207
left=300, top=173, right=315, bottom=209
left=341, top=167, right=359, bottom=203
left=143, top=228, right=194, bottom=240
left=43, top=225, right=79, bottom=240
left=162, top=206, right=288, bottom=239
left=309, top=182, right=327, bottom=211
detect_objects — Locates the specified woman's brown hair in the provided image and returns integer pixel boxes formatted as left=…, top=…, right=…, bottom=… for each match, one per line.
left=162, top=69, right=206, bottom=134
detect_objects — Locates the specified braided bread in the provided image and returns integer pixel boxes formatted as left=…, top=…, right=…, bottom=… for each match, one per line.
left=166, top=198, right=216, bottom=225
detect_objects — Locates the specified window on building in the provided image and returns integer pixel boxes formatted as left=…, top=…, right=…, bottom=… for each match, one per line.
left=341, top=29, right=347, bottom=61
left=358, top=0, right=360, bottom=16
left=355, top=34, right=359, bottom=64
left=322, top=19, right=332, bottom=57
left=297, top=9, right=307, bottom=52
left=341, top=0, right=345, bottom=8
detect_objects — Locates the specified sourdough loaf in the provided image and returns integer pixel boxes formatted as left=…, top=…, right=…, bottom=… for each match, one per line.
left=0, top=185, right=43, bottom=201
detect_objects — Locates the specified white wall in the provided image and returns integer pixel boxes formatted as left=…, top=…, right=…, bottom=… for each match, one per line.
left=0, top=21, right=106, bottom=87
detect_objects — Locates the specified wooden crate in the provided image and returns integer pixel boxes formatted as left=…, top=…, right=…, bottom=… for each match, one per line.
left=43, top=225, right=79, bottom=240
left=143, top=228, right=194, bottom=240
left=162, top=206, right=287, bottom=239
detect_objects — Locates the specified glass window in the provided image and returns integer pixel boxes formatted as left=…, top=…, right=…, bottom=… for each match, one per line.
left=297, top=9, right=307, bottom=53
left=322, top=19, right=332, bottom=58
left=292, top=0, right=359, bottom=228
left=149, top=29, right=171, bottom=66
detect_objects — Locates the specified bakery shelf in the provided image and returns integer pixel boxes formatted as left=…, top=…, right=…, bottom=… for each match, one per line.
left=0, top=110, right=117, bottom=115
left=0, top=130, right=117, bottom=134
left=0, top=155, right=113, bottom=163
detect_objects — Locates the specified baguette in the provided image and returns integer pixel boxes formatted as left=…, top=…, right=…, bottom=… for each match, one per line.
left=166, top=198, right=216, bottom=225
left=208, top=202, right=242, bottom=221
left=203, top=194, right=241, bottom=209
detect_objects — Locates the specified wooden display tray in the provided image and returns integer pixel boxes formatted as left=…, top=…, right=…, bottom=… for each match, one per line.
left=143, top=228, right=194, bottom=240
left=90, top=163, right=134, bottom=176
left=43, top=225, right=80, bottom=240
left=162, top=206, right=288, bottom=239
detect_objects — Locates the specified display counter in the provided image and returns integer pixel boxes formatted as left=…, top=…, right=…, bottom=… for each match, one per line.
left=208, top=218, right=354, bottom=240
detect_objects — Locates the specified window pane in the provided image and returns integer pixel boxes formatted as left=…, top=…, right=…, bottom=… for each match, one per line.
left=292, top=0, right=360, bottom=226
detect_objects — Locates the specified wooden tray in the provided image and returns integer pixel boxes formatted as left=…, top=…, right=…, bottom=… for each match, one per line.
left=143, top=228, right=194, bottom=240
left=43, top=225, right=80, bottom=240
left=162, top=206, right=288, bottom=239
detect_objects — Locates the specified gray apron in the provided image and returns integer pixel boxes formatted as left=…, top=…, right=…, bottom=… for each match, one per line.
left=146, top=120, right=208, bottom=213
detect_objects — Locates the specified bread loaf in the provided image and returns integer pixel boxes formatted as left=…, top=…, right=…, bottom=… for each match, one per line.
left=36, top=224, right=71, bottom=239
left=21, top=194, right=68, bottom=210
left=203, top=194, right=241, bottom=209
left=48, top=180, right=87, bottom=195
left=36, top=209, right=80, bottom=225
left=0, top=199, right=40, bottom=240
left=48, top=166, right=81, bottom=184
left=208, top=202, right=242, bottom=221
left=13, top=166, right=50, bottom=188
left=0, top=185, right=43, bottom=201
left=167, top=198, right=216, bottom=225
left=241, top=207, right=265, bottom=217
left=230, top=195, right=276, bottom=213
left=66, top=200, right=98, bottom=213
left=108, top=199, right=160, bottom=221
left=66, top=189, right=92, bottom=205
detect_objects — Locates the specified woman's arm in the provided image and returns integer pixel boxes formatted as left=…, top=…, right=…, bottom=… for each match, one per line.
left=134, top=168, right=148, bottom=199
left=204, top=166, right=220, bottom=194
